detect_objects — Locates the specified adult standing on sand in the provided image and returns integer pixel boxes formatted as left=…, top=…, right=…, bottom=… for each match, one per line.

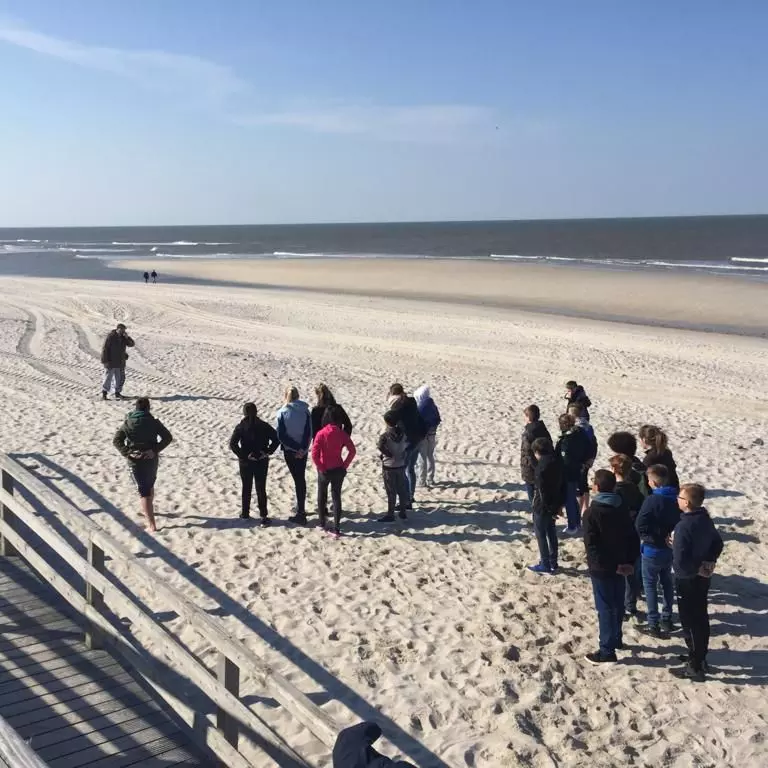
left=276, top=386, right=312, bottom=524
left=112, top=397, right=173, bottom=533
left=101, top=323, right=135, bottom=401
left=387, top=383, right=427, bottom=508
left=311, top=383, right=353, bottom=438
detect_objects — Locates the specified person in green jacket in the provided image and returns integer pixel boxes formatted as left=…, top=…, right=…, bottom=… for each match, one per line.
left=113, top=397, right=173, bottom=532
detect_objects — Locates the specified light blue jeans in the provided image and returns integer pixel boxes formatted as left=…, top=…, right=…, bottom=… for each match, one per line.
left=642, top=548, right=674, bottom=626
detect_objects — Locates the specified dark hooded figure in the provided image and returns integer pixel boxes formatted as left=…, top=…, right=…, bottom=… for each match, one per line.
left=333, top=722, right=417, bottom=768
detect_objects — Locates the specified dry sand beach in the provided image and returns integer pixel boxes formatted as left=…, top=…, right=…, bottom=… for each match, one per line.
left=0, top=262, right=766, bottom=767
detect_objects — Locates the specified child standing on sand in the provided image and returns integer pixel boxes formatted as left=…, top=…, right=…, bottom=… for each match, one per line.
left=376, top=411, right=410, bottom=523
left=640, top=425, right=680, bottom=489
left=520, top=404, right=552, bottom=507
left=564, top=380, right=592, bottom=421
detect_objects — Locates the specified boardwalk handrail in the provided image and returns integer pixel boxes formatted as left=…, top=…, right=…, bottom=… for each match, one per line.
left=0, top=454, right=341, bottom=767
left=0, top=713, right=51, bottom=768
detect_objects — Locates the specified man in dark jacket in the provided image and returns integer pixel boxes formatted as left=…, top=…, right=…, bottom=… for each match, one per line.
left=555, top=413, right=591, bottom=534
left=635, top=464, right=681, bottom=637
left=527, top=438, right=563, bottom=574
left=388, top=384, right=426, bottom=507
left=113, top=398, right=173, bottom=532
left=333, top=722, right=416, bottom=768
left=670, top=484, right=724, bottom=681
left=520, top=404, right=551, bottom=506
left=582, top=469, right=639, bottom=664
left=101, top=323, right=135, bottom=401
left=564, top=380, right=592, bottom=421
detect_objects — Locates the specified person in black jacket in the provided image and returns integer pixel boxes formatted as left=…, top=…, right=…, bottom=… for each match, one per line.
left=582, top=469, right=639, bottom=664
left=555, top=413, right=591, bottom=534
left=564, top=380, right=592, bottom=421
left=639, top=424, right=680, bottom=489
left=101, top=323, right=135, bottom=401
left=332, top=721, right=416, bottom=768
left=388, top=383, right=427, bottom=507
left=229, top=403, right=280, bottom=524
left=527, top=438, right=563, bottom=574
left=520, top=405, right=551, bottom=506
left=670, top=484, right=724, bottom=681
left=311, top=383, right=353, bottom=438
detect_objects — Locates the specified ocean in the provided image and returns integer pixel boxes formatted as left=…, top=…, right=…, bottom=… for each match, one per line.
left=1, top=216, right=768, bottom=280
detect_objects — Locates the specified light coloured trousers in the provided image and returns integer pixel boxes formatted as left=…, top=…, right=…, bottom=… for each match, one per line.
left=103, top=367, right=126, bottom=395
left=418, top=431, right=437, bottom=486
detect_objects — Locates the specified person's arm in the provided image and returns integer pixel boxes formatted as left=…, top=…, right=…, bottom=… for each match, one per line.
left=339, top=406, right=353, bottom=436
left=342, top=434, right=357, bottom=470
left=377, top=432, right=392, bottom=458
left=113, top=425, right=130, bottom=457
left=310, top=433, right=322, bottom=467
left=229, top=425, right=243, bottom=459
left=582, top=509, right=601, bottom=564
left=301, top=414, right=312, bottom=452
left=124, top=335, right=135, bottom=348
left=635, top=499, right=653, bottom=542
left=101, top=335, right=110, bottom=366
left=154, top=420, right=173, bottom=453
left=265, top=424, right=280, bottom=455
left=276, top=413, right=301, bottom=452
left=705, top=524, right=724, bottom=563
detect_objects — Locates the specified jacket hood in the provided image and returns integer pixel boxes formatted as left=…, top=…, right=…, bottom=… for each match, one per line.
left=593, top=491, right=623, bottom=507
left=388, top=394, right=405, bottom=409
left=126, top=410, right=152, bottom=425
left=332, top=722, right=416, bottom=768
left=652, top=486, right=678, bottom=498
left=414, top=385, right=430, bottom=407
left=280, top=400, right=309, bottom=415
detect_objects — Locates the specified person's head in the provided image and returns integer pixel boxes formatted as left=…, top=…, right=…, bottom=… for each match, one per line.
left=678, top=483, right=706, bottom=513
left=567, top=403, right=583, bottom=419
left=243, top=402, right=258, bottom=421
left=116, top=323, right=127, bottom=336
left=531, top=437, right=553, bottom=459
left=558, top=413, right=575, bottom=433
left=640, top=424, right=668, bottom=453
left=609, top=454, right=632, bottom=480
left=389, top=383, right=405, bottom=398
left=524, top=404, right=540, bottom=423
left=284, top=385, right=299, bottom=404
left=322, top=405, right=345, bottom=428
left=135, top=397, right=150, bottom=412
left=646, top=463, right=670, bottom=489
left=383, top=410, right=399, bottom=428
left=565, top=380, right=578, bottom=394
left=607, top=431, right=638, bottom=457
left=315, top=383, right=335, bottom=408
left=592, top=468, right=616, bottom=493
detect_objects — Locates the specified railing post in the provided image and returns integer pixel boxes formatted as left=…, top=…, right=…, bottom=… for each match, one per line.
left=216, top=653, right=240, bottom=762
left=85, top=539, right=105, bottom=650
left=0, top=470, right=17, bottom=557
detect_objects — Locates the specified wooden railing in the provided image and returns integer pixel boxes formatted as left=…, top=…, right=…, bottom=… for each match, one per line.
left=0, top=713, right=51, bottom=768
left=0, top=454, right=340, bottom=768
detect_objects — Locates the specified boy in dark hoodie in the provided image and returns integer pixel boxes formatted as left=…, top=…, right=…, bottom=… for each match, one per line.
left=520, top=404, right=551, bottom=506
left=635, top=464, right=682, bottom=637
left=527, top=437, right=563, bottom=574
left=387, top=383, right=427, bottom=507
left=376, top=411, right=409, bottom=523
left=555, top=413, right=591, bottom=534
left=113, top=397, right=173, bottom=532
left=333, top=722, right=416, bottom=768
left=564, top=380, right=592, bottom=421
left=670, top=483, right=724, bottom=681
left=582, top=469, right=639, bottom=664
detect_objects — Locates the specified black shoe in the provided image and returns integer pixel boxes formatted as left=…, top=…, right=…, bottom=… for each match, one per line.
left=677, top=655, right=709, bottom=673
left=398, top=509, right=407, bottom=520
left=115, top=392, right=126, bottom=401
left=101, top=391, right=108, bottom=401
left=640, top=624, right=666, bottom=639
left=670, top=665, right=706, bottom=682
left=660, top=619, right=676, bottom=634
left=288, top=513, right=307, bottom=525
left=259, top=517, right=271, bottom=528
left=585, top=651, right=617, bottom=665
left=239, top=512, right=251, bottom=519
left=377, top=514, right=396, bottom=523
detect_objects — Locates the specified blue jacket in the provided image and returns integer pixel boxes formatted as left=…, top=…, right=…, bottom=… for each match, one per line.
left=635, top=487, right=681, bottom=554
left=333, top=722, right=416, bottom=768
left=276, top=400, right=311, bottom=453
left=673, top=507, right=723, bottom=578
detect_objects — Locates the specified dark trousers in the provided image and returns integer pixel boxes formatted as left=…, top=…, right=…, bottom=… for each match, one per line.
left=239, top=460, right=269, bottom=518
left=564, top=481, right=580, bottom=529
left=383, top=467, right=409, bottom=515
left=283, top=452, right=307, bottom=515
left=525, top=483, right=536, bottom=506
left=533, top=509, right=558, bottom=567
left=624, top=555, right=643, bottom=613
left=591, top=574, right=625, bottom=656
left=317, top=468, right=346, bottom=530
left=676, top=576, right=711, bottom=670
left=405, top=441, right=422, bottom=502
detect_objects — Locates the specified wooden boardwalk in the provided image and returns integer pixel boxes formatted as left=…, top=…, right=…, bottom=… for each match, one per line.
left=0, top=556, right=212, bottom=768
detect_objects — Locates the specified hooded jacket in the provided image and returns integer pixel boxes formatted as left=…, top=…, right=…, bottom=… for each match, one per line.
left=566, top=385, right=592, bottom=420
left=113, top=410, right=173, bottom=459
left=643, top=448, right=680, bottom=489
left=101, top=329, right=135, bottom=368
left=575, top=418, right=598, bottom=463
left=311, top=424, right=356, bottom=473
left=583, top=492, right=639, bottom=575
left=673, top=507, right=724, bottom=579
left=377, top=425, right=408, bottom=469
left=635, top=486, right=681, bottom=554
left=532, top=452, right=564, bottom=516
left=388, top=395, right=426, bottom=445
left=276, top=400, right=311, bottom=454
left=311, top=403, right=353, bottom=438
left=332, top=722, right=416, bottom=768
left=229, top=418, right=279, bottom=463
left=414, top=386, right=441, bottom=432
left=556, top=427, right=592, bottom=482
left=520, top=420, right=551, bottom=484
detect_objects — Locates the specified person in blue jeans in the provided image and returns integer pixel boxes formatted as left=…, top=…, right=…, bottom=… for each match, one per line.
left=555, top=413, right=591, bottom=534
left=582, top=469, right=639, bottom=664
left=635, top=464, right=681, bottom=637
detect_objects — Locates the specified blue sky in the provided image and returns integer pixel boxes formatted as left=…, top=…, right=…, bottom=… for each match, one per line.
left=1, top=0, right=766, bottom=225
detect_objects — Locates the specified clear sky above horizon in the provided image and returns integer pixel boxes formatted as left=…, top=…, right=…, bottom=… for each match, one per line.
left=1, top=0, right=767, bottom=226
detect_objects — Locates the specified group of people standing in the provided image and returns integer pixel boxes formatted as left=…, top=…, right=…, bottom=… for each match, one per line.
left=520, top=381, right=724, bottom=681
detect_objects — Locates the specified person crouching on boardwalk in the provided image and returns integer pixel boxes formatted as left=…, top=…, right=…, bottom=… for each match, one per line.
left=229, top=402, right=279, bottom=525
left=113, top=397, right=173, bottom=532
left=377, top=410, right=410, bottom=523
left=311, top=405, right=357, bottom=538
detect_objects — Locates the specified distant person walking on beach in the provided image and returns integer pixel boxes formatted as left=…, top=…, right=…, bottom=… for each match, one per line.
left=229, top=403, right=279, bottom=524
left=377, top=410, right=410, bottom=523
left=582, top=469, right=639, bottom=665
left=556, top=413, right=591, bottom=534
left=388, top=384, right=427, bottom=507
left=671, top=484, right=723, bottom=681
left=564, top=380, right=592, bottom=421
left=113, top=397, right=173, bottom=533
left=276, top=386, right=312, bottom=524
left=143, top=271, right=149, bottom=284
left=151, top=270, right=157, bottom=284
left=414, top=385, right=441, bottom=488
left=101, top=323, right=135, bottom=401
left=527, top=437, right=563, bottom=574
left=640, top=425, right=680, bottom=489
left=520, top=405, right=552, bottom=507
left=311, top=406, right=356, bottom=537
left=311, top=384, right=353, bottom=438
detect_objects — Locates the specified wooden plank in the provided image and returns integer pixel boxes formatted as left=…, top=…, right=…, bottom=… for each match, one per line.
left=0, top=713, right=50, bottom=768
left=85, top=541, right=105, bottom=650
left=0, top=654, right=122, bottom=693
left=0, top=641, right=90, bottom=668
left=0, top=660, right=125, bottom=700
left=0, top=469, right=17, bottom=557
left=44, top=732, right=186, bottom=768
left=0, top=628, right=83, bottom=656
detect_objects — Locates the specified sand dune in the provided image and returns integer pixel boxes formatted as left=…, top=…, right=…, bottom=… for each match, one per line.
left=0, top=274, right=766, bottom=767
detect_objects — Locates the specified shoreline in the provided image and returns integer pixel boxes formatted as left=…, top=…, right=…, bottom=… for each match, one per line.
left=110, top=257, right=768, bottom=338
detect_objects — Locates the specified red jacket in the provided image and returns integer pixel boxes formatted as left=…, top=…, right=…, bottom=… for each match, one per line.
left=311, top=424, right=356, bottom=472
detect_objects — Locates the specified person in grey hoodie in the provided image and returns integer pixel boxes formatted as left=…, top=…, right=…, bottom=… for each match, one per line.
left=376, top=410, right=409, bottom=522
left=276, top=386, right=311, bottom=524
